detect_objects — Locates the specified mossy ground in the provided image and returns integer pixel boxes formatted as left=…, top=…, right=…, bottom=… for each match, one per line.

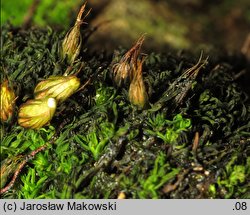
left=0, top=23, right=250, bottom=199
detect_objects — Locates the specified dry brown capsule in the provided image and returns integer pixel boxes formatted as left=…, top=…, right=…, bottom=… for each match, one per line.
left=0, top=80, right=16, bottom=122
left=128, top=59, right=148, bottom=109
left=112, top=59, right=130, bottom=87
left=18, top=97, right=57, bottom=129
left=34, top=75, right=80, bottom=104
left=112, top=35, right=145, bottom=87
left=61, top=3, right=91, bottom=64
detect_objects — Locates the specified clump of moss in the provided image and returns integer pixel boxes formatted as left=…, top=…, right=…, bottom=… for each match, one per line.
left=0, top=23, right=249, bottom=199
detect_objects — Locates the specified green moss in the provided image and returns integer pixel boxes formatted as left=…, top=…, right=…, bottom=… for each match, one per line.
left=1, top=0, right=82, bottom=27
left=145, top=114, right=191, bottom=145
left=34, top=0, right=82, bottom=27
left=216, top=155, right=249, bottom=198
left=138, top=152, right=180, bottom=199
left=1, top=0, right=32, bottom=25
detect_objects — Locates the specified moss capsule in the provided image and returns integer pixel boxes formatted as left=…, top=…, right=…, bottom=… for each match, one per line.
left=0, top=80, right=16, bottom=122
left=112, top=35, right=145, bottom=87
left=18, top=97, right=57, bottom=129
left=128, top=59, right=148, bottom=109
left=61, top=3, right=90, bottom=64
left=34, top=75, right=80, bottom=104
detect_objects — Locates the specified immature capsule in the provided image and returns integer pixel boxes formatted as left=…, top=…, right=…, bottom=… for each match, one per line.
left=0, top=80, right=16, bottom=122
left=34, top=75, right=80, bottom=104
left=18, top=97, right=57, bottom=129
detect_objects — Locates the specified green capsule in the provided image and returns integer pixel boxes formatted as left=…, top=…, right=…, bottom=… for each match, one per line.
left=34, top=75, right=80, bottom=104
left=18, top=97, right=57, bottom=129
left=0, top=80, right=16, bottom=122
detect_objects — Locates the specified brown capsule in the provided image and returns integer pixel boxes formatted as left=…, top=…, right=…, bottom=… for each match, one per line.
left=0, top=80, right=16, bottom=122
left=113, top=61, right=131, bottom=87
left=128, top=59, right=148, bottom=109
left=61, top=3, right=91, bottom=64
left=34, top=75, right=80, bottom=104
left=18, top=97, right=57, bottom=129
left=112, top=35, right=145, bottom=87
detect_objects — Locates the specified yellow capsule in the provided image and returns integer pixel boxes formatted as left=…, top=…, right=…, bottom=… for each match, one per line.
left=34, top=75, right=80, bottom=104
left=18, top=97, right=57, bottom=129
left=61, top=3, right=91, bottom=64
left=0, top=80, right=16, bottom=122
left=128, top=59, right=148, bottom=109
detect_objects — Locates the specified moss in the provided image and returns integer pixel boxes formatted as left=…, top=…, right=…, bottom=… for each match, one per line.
left=0, top=23, right=249, bottom=199
left=1, top=0, right=32, bottom=26
left=1, top=0, right=82, bottom=27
